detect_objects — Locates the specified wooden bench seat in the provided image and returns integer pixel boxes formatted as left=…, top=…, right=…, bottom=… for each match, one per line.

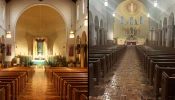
left=89, top=58, right=106, bottom=77
left=66, top=84, right=87, bottom=100
left=0, top=80, right=16, bottom=100
left=0, top=84, right=11, bottom=100
left=0, top=87, right=5, bottom=100
left=88, top=60, right=101, bottom=85
left=72, top=88, right=88, bottom=100
left=149, top=62, right=175, bottom=85
left=161, top=71, right=175, bottom=100
left=153, top=64, right=175, bottom=97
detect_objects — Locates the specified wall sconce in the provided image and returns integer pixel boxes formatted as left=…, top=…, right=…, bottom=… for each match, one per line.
left=154, top=0, right=157, bottom=7
left=113, top=12, right=115, bottom=17
left=147, top=13, right=150, bottom=17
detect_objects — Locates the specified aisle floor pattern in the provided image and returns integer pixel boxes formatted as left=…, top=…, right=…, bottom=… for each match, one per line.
left=89, top=46, right=156, bottom=100
left=17, top=66, right=60, bottom=100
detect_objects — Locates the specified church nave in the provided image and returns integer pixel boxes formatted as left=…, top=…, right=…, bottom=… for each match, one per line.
left=89, top=46, right=155, bottom=100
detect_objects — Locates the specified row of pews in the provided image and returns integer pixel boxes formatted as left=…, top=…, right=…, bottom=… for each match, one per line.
left=45, top=67, right=88, bottom=100
left=88, top=45, right=127, bottom=94
left=136, top=45, right=175, bottom=100
left=0, top=67, right=34, bottom=100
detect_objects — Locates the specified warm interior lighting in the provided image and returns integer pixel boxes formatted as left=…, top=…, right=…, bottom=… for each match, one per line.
left=104, top=0, right=108, bottom=6
left=6, top=31, right=11, bottom=38
left=154, top=1, right=157, bottom=7
left=113, top=12, right=115, bottom=17
left=147, top=13, right=150, bottom=17
left=69, top=31, right=74, bottom=38
left=84, top=16, right=88, bottom=26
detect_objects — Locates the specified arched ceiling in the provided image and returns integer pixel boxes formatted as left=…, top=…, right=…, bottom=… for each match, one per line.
left=16, top=5, right=65, bottom=37
left=5, top=0, right=77, bottom=3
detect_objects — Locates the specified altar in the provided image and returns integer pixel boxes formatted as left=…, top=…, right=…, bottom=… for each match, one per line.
left=126, top=40, right=137, bottom=45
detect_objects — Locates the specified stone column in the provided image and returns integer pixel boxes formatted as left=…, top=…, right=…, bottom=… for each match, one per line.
left=155, top=30, right=158, bottom=45
left=170, top=25, right=173, bottom=47
left=153, top=30, right=156, bottom=45
left=89, top=24, right=95, bottom=46
left=103, top=29, right=108, bottom=44
left=95, top=26, right=99, bottom=45
left=162, top=28, right=165, bottom=46
left=80, top=44, right=85, bottom=68
left=166, top=25, right=171, bottom=47
left=99, top=28, right=104, bottom=45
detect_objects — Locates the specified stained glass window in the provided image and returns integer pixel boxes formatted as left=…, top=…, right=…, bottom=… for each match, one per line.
left=130, top=17, right=133, bottom=24
left=140, top=16, right=144, bottom=24
left=120, top=16, right=123, bottom=24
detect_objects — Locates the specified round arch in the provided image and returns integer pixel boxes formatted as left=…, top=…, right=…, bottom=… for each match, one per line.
left=14, top=4, right=68, bottom=42
left=15, top=4, right=67, bottom=56
left=89, top=11, right=93, bottom=26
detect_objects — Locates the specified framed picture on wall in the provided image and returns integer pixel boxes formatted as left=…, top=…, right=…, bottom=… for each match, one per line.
left=6, top=44, right=11, bottom=56
left=69, top=45, right=74, bottom=56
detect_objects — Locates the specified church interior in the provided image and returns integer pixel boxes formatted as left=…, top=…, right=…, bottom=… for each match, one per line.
left=89, top=0, right=175, bottom=100
left=0, top=0, right=88, bottom=100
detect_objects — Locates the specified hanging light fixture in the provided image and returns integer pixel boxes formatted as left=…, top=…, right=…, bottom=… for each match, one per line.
left=104, top=0, right=108, bottom=6
left=84, top=16, right=88, bottom=26
left=6, top=27, right=11, bottom=38
left=113, top=12, right=115, bottom=17
left=69, top=5, right=74, bottom=38
left=154, top=0, right=157, bottom=7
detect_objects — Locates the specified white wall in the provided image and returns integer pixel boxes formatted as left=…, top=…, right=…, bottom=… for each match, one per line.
left=0, top=0, right=6, bottom=37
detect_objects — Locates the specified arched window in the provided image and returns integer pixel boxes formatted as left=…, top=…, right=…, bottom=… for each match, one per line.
left=82, top=0, right=85, bottom=14
left=140, top=16, right=144, bottom=24
left=120, top=16, right=123, bottom=24
left=2, top=5, right=5, bottom=21
left=77, top=5, right=79, bottom=21
left=130, top=17, right=133, bottom=24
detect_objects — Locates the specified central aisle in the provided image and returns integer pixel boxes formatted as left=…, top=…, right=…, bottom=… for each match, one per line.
left=17, top=67, right=60, bottom=100
left=90, top=46, right=155, bottom=100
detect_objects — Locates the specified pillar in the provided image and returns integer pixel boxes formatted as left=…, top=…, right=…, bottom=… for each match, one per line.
left=103, top=29, right=108, bottom=44
left=166, top=25, right=171, bottom=47
left=89, top=24, right=95, bottom=46
left=80, top=44, right=85, bottom=68
left=95, top=26, right=99, bottom=45
left=162, top=29, right=165, bottom=46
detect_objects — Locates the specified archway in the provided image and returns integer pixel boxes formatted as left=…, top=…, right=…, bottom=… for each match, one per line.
left=94, top=16, right=99, bottom=45
left=89, top=11, right=94, bottom=46
left=15, top=5, right=66, bottom=60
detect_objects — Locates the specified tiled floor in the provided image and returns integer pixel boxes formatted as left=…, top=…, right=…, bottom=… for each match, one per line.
left=89, top=46, right=156, bottom=100
left=17, top=66, right=60, bottom=100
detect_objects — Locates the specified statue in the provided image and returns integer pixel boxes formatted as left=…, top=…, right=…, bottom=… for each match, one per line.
left=135, top=19, right=138, bottom=25
left=38, top=48, right=42, bottom=56
left=130, top=27, right=133, bottom=34
left=134, top=27, right=137, bottom=35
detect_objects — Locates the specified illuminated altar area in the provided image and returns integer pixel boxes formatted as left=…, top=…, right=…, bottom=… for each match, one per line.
left=32, top=37, right=48, bottom=65
left=113, top=0, right=149, bottom=45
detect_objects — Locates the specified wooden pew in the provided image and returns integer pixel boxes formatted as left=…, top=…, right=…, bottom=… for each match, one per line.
left=0, top=80, right=15, bottom=100
left=80, top=94, right=88, bottom=100
left=88, top=63, right=94, bottom=92
left=66, top=84, right=87, bottom=100
left=149, top=62, right=175, bottom=85
left=161, top=71, right=175, bottom=100
left=0, top=87, right=5, bottom=100
left=0, top=84, right=11, bottom=100
left=88, top=60, right=101, bottom=85
left=53, top=73, right=88, bottom=96
left=89, top=58, right=106, bottom=78
left=72, top=88, right=88, bottom=100
left=153, top=64, right=175, bottom=97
